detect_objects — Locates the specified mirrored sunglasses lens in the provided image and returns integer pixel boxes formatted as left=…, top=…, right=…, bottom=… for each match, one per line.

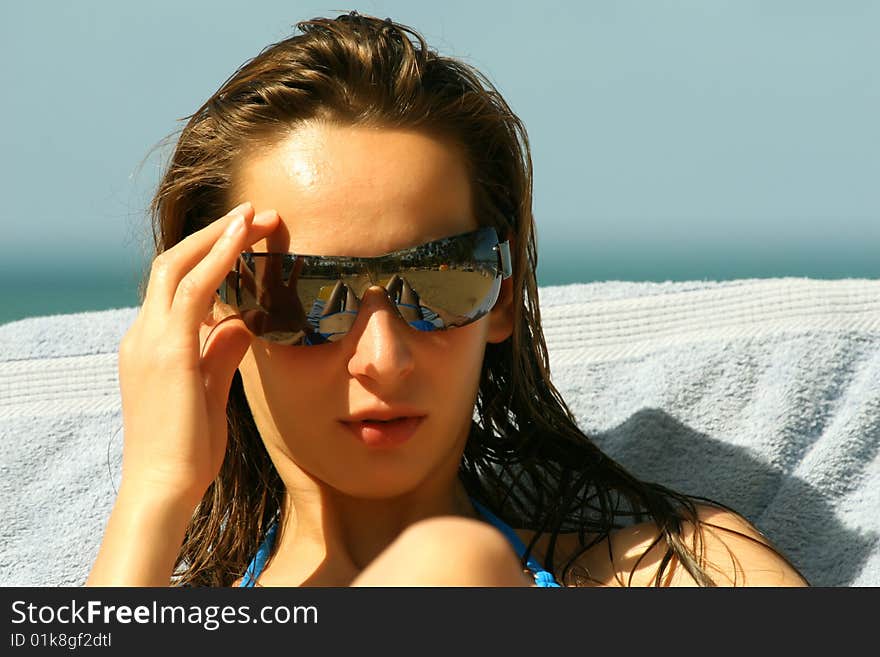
left=228, top=256, right=366, bottom=346
left=380, top=269, right=500, bottom=332
left=228, top=246, right=501, bottom=345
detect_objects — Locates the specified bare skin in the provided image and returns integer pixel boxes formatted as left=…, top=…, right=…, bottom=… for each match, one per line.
left=87, top=125, right=523, bottom=587
left=86, top=124, right=806, bottom=588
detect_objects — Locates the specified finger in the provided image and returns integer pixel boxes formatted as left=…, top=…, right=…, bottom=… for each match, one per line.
left=169, top=208, right=252, bottom=332
left=169, top=207, right=279, bottom=334
left=199, top=317, right=253, bottom=421
left=141, top=202, right=254, bottom=314
left=142, top=203, right=280, bottom=318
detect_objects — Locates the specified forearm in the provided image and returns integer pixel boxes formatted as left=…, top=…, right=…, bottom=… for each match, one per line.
left=85, top=486, right=195, bottom=587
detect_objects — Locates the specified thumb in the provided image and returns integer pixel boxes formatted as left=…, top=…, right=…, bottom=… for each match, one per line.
left=199, top=307, right=253, bottom=413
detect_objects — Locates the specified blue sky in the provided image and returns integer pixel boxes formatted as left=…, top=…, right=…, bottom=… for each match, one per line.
left=2, top=1, right=877, bottom=284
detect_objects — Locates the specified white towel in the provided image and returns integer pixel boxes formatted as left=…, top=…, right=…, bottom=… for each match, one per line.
left=1, top=277, right=878, bottom=586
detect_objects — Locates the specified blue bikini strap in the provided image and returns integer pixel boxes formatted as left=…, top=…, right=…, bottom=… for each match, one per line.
left=240, top=521, right=278, bottom=588
left=469, top=499, right=561, bottom=587
left=240, top=502, right=562, bottom=587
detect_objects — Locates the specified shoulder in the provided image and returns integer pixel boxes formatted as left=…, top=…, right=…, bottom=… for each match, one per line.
left=520, top=504, right=809, bottom=587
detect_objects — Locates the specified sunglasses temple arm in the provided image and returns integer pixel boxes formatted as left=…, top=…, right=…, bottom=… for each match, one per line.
left=217, top=271, right=238, bottom=305
left=496, top=241, right=513, bottom=279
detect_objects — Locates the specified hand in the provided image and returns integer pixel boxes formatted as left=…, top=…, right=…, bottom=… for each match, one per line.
left=116, top=201, right=280, bottom=507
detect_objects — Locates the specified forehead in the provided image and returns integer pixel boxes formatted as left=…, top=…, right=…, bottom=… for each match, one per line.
left=235, top=122, right=477, bottom=255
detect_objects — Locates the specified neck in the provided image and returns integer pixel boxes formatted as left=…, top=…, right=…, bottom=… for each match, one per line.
left=261, top=465, right=479, bottom=586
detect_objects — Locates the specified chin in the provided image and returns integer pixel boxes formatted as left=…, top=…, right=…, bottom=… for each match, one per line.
left=292, top=452, right=449, bottom=502
left=323, top=468, right=435, bottom=501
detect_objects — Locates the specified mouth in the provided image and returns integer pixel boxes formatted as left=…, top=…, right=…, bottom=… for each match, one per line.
left=340, top=416, right=425, bottom=448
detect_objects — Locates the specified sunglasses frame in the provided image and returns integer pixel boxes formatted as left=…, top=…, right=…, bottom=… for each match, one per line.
left=216, top=226, right=513, bottom=344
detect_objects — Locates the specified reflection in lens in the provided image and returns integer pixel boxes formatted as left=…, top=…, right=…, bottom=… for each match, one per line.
left=314, top=280, right=360, bottom=342
left=385, top=269, right=498, bottom=331
left=234, top=253, right=312, bottom=337
left=224, top=226, right=505, bottom=346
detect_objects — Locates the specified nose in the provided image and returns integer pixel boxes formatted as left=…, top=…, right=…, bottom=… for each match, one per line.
left=346, top=286, right=416, bottom=384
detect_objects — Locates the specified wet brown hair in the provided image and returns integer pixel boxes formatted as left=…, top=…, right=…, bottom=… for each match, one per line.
left=143, top=11, right=807, bottom=586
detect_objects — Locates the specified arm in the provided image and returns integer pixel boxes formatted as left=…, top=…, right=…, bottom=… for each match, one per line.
left=576, top=504, right=809, bottom=587
left=85, top=486, right=195, bottom=587
left=683, top=505, right=808, bottom=586
left=86, top=203, right=280, bottom=587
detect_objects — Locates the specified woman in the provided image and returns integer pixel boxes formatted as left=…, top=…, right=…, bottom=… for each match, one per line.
left=87, top=11, right=808, bottom=587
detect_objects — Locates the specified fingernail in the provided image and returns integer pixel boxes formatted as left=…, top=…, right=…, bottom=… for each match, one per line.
left=230, top=201, right=252, bottom=215
left=253, top=209, right=278, bottom=226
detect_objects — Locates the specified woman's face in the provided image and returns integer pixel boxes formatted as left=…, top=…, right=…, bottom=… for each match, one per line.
left=233, top=122, right=513, bottom=500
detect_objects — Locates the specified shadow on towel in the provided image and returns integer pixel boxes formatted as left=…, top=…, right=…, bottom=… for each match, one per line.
left=592, top=409, right=878, bottom=587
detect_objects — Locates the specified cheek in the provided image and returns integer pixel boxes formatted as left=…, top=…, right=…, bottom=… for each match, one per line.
left=237, top=321, right=489, bottom=440
left=235, top=324, right=489, bottom=496
left=426, top=321, right=489, bottom=404
left=237, top=343, right=338, bottom=441
left=445, top=328, right=486, bottom=375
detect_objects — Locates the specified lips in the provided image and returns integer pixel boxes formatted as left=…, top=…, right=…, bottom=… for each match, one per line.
left=344, top=407, right=426, bottom=423
left=340, top=414, right=425, bottom=448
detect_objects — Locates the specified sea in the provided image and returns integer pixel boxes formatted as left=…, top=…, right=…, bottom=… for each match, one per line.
left=2, top=247, right=878, bottom=327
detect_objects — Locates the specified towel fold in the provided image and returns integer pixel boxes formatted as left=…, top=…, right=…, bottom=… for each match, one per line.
left=1, top=277, right=878, bottom=586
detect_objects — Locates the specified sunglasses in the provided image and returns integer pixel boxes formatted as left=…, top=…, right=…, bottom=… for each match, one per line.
left=217, top=226, right=512, bottom=346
